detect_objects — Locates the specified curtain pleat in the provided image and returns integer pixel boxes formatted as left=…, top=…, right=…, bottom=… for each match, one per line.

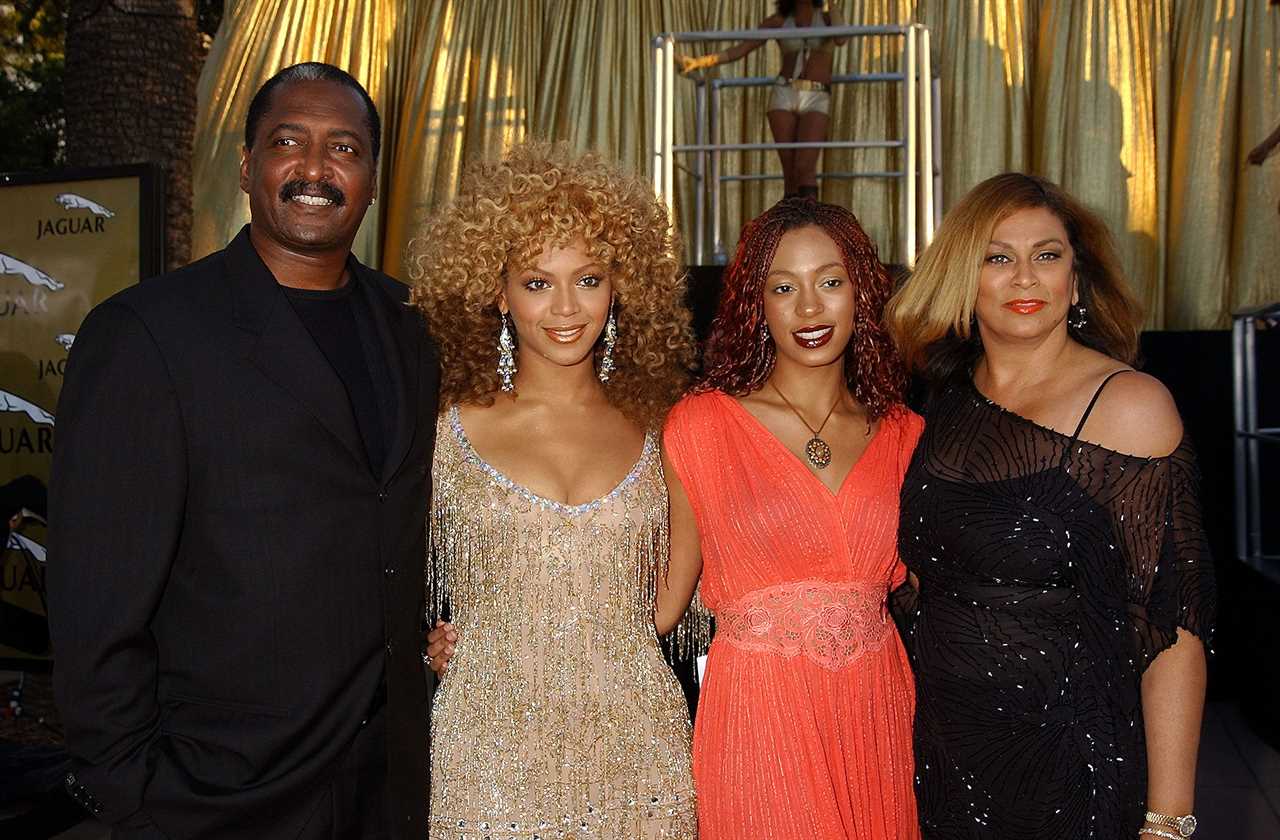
left=1032, top=0, right=1169, bottom=326
left=917, top=0, right=1036, bottom=205
left=192, top=0, right=1280, bottom=328
left=1231, top=0, right=1280, bottom=320
left=1165, top=0, right=1240, bottom=328
left=377, top=0, right=542, bottom=270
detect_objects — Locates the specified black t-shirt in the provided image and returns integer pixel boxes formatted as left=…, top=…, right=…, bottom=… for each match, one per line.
left=285, top=277, right=396, bottom=474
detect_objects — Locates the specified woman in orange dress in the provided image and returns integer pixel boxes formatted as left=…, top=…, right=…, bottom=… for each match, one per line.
left=659, top=197, right=921, bottom=839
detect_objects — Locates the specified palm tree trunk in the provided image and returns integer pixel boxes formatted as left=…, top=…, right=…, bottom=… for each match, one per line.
left=65, top=0, right=199, bottom=270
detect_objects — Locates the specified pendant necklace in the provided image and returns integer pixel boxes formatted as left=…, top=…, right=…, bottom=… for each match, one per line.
left=769, top=381, right=840, bottom=469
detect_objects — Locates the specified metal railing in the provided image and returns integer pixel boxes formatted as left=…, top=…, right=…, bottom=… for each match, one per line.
left=651, top=24, right=941, bottom=265
left=1233, top=302, right=1280, bottom=581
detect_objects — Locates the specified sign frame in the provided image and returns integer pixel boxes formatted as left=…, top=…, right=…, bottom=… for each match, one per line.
left=0, top=163, right=166, bottom=278
left=0, top=162, right=165, bottom=671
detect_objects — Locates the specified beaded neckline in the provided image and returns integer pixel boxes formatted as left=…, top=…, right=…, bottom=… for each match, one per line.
left=447, top=405, right=656, bottom=516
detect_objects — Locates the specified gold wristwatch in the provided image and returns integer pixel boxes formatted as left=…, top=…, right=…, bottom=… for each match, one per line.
left=1144, top=811, right=1197, bottom=837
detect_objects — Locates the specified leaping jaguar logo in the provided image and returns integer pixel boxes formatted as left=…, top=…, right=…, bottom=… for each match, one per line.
left=54, top=193, right=115, bottom=218
left=55, top=334, right=75, bottom=351
left=5, top=531, right=46, bottom=564
left=0, top=253, right=63, bottom=290
left=0, top=390, right=55, bottom=426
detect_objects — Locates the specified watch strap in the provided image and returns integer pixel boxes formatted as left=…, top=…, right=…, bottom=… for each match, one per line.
left=1144, top=811, right=1196, bottom=837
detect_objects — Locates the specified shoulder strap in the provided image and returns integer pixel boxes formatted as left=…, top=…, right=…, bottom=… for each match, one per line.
left=1069, top=369, right=1134, bottom=443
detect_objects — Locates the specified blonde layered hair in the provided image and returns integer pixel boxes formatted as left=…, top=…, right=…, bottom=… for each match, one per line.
left=885, top=173, right=1142, bottom=384
left=405, top=141, right=695, bottom=429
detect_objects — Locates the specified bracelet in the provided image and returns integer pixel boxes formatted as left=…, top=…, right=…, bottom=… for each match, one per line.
left=687, top=53, right=720, bottom=71
left=1139, top=829, right=1182, bottom=840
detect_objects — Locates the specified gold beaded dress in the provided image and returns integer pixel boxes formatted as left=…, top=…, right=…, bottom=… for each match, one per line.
left=426, top=407, right=697, bottom=840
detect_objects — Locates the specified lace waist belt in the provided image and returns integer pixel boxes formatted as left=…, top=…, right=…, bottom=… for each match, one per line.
left=715, top=579, right=892, bottom=671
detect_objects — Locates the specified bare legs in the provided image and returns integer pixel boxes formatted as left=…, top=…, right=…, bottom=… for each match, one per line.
left=767, top=109, right=799, bottom=194
left=795, top=111, right=829, bottom=198
left=768, top=107, right=829, bottom=198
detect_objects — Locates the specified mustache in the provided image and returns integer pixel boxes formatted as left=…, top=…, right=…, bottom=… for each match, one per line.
left=279, top=179, right=346, bottom=206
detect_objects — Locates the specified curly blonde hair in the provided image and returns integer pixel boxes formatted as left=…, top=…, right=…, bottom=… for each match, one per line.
left=406, top=141, right=695, bottom=429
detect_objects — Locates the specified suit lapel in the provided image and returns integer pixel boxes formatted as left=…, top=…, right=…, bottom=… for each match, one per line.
left=359, top=265, right=421, bottom=484
left=226, top=227, right=368, bottom=471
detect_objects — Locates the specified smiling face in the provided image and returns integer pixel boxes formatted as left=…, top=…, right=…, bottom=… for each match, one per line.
left=500, top=238, right=613, bottom=374
left=762, top=225, right=855, bottom=371
left=974, top=206, right=1078, bottom=344
left=239, top=78, right=376, bottom=256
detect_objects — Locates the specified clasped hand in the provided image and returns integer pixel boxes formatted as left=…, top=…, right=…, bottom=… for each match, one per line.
left=425, top=620, right=457, bottom=676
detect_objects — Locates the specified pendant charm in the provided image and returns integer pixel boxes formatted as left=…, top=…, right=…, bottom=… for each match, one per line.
left=805, top=436, right=832, bottom=469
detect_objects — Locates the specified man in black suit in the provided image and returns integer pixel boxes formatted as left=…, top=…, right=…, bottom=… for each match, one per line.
left=47, top=63, right=437, bottom=839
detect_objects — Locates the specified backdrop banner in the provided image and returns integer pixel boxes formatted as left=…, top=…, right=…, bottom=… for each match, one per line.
left=193, top=0, right=1280, bottom=329
left=0, top=164, right=163, bottom=668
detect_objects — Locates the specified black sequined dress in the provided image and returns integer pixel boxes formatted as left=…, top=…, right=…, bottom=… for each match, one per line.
left=893, top=378, right=1215, bottom=839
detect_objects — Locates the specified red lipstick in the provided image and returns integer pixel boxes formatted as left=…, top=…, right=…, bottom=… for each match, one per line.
left=792, top=324, right=835, bottom=349
left=1003, top=299, right=1046, bottom=315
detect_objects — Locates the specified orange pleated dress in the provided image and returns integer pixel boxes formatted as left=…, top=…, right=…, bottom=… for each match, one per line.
left=664, top=391, right=922, bottom=840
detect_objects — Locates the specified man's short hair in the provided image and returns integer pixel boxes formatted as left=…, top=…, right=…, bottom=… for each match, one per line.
left=244, top=62, right=381, bottom=162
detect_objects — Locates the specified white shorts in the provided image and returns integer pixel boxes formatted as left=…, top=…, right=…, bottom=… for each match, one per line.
left=768, top=80, right=831, bottom=115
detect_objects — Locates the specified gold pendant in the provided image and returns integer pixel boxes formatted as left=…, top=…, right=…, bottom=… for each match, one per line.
left=805, top=436, right=832, bottom=468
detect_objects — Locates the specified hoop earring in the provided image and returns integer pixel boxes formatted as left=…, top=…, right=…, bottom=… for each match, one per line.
left=598, top=300, right=618, bottom=383
left=497, top=313, right=517, bottom=392
left=1068, top=304, right=1088, bottom=331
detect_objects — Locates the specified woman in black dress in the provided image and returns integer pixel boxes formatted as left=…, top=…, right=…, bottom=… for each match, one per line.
left=884, top=173, right=1215, bottom=840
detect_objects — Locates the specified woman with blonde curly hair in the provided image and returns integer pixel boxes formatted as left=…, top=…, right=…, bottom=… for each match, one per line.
left=407, top=141, right=699, bottom=839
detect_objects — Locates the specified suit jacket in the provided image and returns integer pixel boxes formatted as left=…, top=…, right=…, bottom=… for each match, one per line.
left=47, top=226, right=439, bottom=839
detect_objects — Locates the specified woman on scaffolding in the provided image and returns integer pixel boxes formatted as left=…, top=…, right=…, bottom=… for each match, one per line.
left=679, top=0, right=848, bottom=199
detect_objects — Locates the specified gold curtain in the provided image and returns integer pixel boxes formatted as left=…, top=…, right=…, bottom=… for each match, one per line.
left=193, top=0, right=1280, bottom=328
left=376, top=0, right=542, bottom=268
left=377, top=1, right=717, bottom=268
left=1232, top=0, right=1280, bottom=319
left=916, top=1, right=1036, bottom=199
left=1031, top=0, right=1170, bottom=324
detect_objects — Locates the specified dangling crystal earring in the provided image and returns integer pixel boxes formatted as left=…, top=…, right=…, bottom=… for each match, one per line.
left=1068, top=303, right=1088, bottom=330
left=497, top=313, right=517, bottom=392
left=598, top=300, right=618, bottom=383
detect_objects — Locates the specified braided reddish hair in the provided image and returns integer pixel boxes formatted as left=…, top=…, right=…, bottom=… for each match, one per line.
left=698, top=198, right=907, bottom=420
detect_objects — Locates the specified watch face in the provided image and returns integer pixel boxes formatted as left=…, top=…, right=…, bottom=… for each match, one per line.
left=1177, top=815, right=1197, bottom=836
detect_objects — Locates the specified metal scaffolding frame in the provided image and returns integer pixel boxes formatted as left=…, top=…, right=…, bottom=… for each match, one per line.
left=1233, top=302, right=1280, bottom=581
left=651, top=24, right=941, bottom=266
